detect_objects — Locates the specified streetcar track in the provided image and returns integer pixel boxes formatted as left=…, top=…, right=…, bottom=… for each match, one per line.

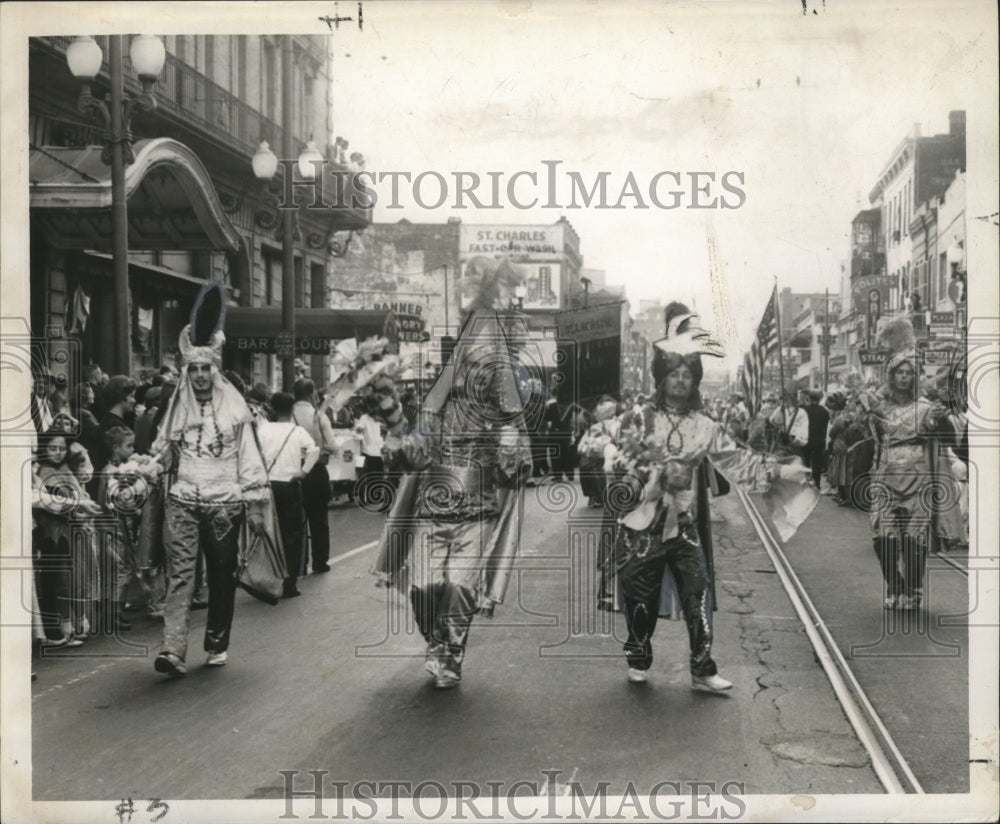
left=930, top=551, right=969, bottom=577
left=736, top=487, right=925, bottom=794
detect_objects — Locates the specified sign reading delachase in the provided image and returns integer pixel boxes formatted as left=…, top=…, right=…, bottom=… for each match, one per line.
left=556, top=303, right=622, bottom=344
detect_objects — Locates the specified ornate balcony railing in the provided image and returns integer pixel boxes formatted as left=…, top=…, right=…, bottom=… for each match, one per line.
left=40, top=36, right=292, bottom=158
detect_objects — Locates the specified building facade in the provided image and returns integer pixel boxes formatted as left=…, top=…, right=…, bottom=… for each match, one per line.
left=28, top=34, right=369, bottom=390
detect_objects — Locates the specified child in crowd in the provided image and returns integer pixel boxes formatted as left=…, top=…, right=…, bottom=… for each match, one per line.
left=34, top=429, right=103, bottom=644
left=97, top=426, right=162, bottom=632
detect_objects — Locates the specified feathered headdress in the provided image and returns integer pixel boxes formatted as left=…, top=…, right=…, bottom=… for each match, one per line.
left=652, top=311, right=725, bottom=359
left=178, top=281, right=226, bottom=368
left=876, top=317, right=917, bottom=374
left=650, top=301, right=722, bottom=410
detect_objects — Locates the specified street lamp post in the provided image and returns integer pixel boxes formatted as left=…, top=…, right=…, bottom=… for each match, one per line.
left=67, top=35, right=165, bottom=376
left=251, top=73, right=326, bottom=391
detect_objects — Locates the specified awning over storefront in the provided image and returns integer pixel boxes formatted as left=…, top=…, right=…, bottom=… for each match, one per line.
left=29, top=137, right=243, bottom=252
left=225, top=307, right=390, bottom=355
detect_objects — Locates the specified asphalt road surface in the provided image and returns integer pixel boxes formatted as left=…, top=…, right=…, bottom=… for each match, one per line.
left=28, top=484, right=970, bottom=806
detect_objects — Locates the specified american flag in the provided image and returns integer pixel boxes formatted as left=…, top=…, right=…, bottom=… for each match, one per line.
left=741, top=286, right=779, bottom=417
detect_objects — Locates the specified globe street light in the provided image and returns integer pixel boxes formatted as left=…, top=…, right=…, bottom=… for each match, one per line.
left=66, top=35, right=164, bottom=374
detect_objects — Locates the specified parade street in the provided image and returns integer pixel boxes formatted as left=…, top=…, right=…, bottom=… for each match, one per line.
left=31, top=487, right=968, bottom=803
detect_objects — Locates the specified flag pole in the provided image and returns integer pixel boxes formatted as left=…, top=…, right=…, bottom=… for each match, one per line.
left=773, top=278, right=789, bottom=436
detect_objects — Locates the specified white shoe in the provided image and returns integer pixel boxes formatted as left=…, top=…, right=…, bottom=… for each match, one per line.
left=692, top=673, right=732, bottom=692
left=206, top=651, right=228, bottom=667
left=434, top=673, right=460, bottom=689
left=627, top=668, right=648, bottom=683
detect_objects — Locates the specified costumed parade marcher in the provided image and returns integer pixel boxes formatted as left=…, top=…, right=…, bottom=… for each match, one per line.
left=867, top=318, right=962, bottom=611
left=150, top=283, right=277, bottom=677
left=372, top=257, right=532, bottom=689
left=602, top=304, right=816, bottom=690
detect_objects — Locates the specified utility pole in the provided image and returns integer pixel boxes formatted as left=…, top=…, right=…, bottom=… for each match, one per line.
left=823, top=288, right=830, bottom=392
left=281, top=36, right=296, bottom=392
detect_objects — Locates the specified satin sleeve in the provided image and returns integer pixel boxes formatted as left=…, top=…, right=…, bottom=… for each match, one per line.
left=706, top=421, right=776, bottom=494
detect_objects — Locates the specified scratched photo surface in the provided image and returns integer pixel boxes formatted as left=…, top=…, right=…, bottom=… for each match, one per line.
left=1, top=2, right=997, bottom=823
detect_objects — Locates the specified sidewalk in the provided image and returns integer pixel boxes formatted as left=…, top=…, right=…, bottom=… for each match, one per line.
left=771, top=492, right=970, bottom=793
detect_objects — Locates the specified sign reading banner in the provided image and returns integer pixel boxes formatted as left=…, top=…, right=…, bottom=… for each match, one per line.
left=371, top=300, right=427, bottom=342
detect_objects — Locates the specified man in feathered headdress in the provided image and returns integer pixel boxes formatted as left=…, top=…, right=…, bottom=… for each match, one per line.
left=602, top=302, right=813, bottom=691
left=150, top=283, right=272, bottom=677
left=372, top=257, right=531, bottom=689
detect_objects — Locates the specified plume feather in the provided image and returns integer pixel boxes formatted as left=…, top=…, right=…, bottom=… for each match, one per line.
left=654, top=314, right=725, bottom=358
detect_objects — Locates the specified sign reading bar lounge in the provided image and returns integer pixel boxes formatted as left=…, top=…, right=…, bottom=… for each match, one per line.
left=224, top=308, right=389, bottom=355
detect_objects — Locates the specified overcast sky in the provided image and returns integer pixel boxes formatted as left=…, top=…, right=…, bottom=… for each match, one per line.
left=3, top=1, right=996, bottom=369
left=323, top=0, right=995, bottom=364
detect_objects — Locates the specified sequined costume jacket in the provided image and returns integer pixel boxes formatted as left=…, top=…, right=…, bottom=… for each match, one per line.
left=608, top=403, right=779, bottom=539
left=155, top=394, right=270, bottom=507
left=869, top=395, right=962, bottom=541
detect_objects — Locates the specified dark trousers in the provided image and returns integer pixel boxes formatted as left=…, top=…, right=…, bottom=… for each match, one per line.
left=271, top=481, right=302, bottom=589
left=803, top=444, right=825, bottom=485
left=300, top=464, right=331, bottom=572
left=548, top=432, right=573, bottom=480
left=34, top=527, right=71, bottom=639
left=873, top=534, right=928, bottom=600
left=619, top=529, right=716, bottom=676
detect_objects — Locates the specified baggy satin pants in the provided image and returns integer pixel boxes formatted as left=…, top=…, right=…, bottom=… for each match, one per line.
left=407, top=518, right=493, bottom=681
left=161, top=500, right=243, bottom=661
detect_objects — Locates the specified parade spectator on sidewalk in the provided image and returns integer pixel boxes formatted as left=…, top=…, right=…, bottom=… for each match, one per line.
left=247, top=382, right=274, bottom=425
left=258, top=392, right=319, bottom=598
left=802, top=390, right=831, bottom=487
left=578, top=396, right=619, bottom=508
left=91, top=376, right=137, bottom=477
left=133, top=386, right=161, bottom=455
left=746, top=393, right=780, bottom=453
left=824, top=392, right=851, bottom=503
left=96, top=426, right=165, bottom=632
left=603, top=308, right=813, bottom=691
left=354, top=396, right=387, bottom=506
left=34, top=427, right=103, bottom=645
left=30, top=365, right=56, bottom=435
left=544, top=386, right=575, bottom=483
left=292, top=379, right=335, bottom=575
left=150, top=286, right=271, bottom=677
left=70, top=382, right=102, bottom=451
left=768, top=384, right=809, bottom=458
